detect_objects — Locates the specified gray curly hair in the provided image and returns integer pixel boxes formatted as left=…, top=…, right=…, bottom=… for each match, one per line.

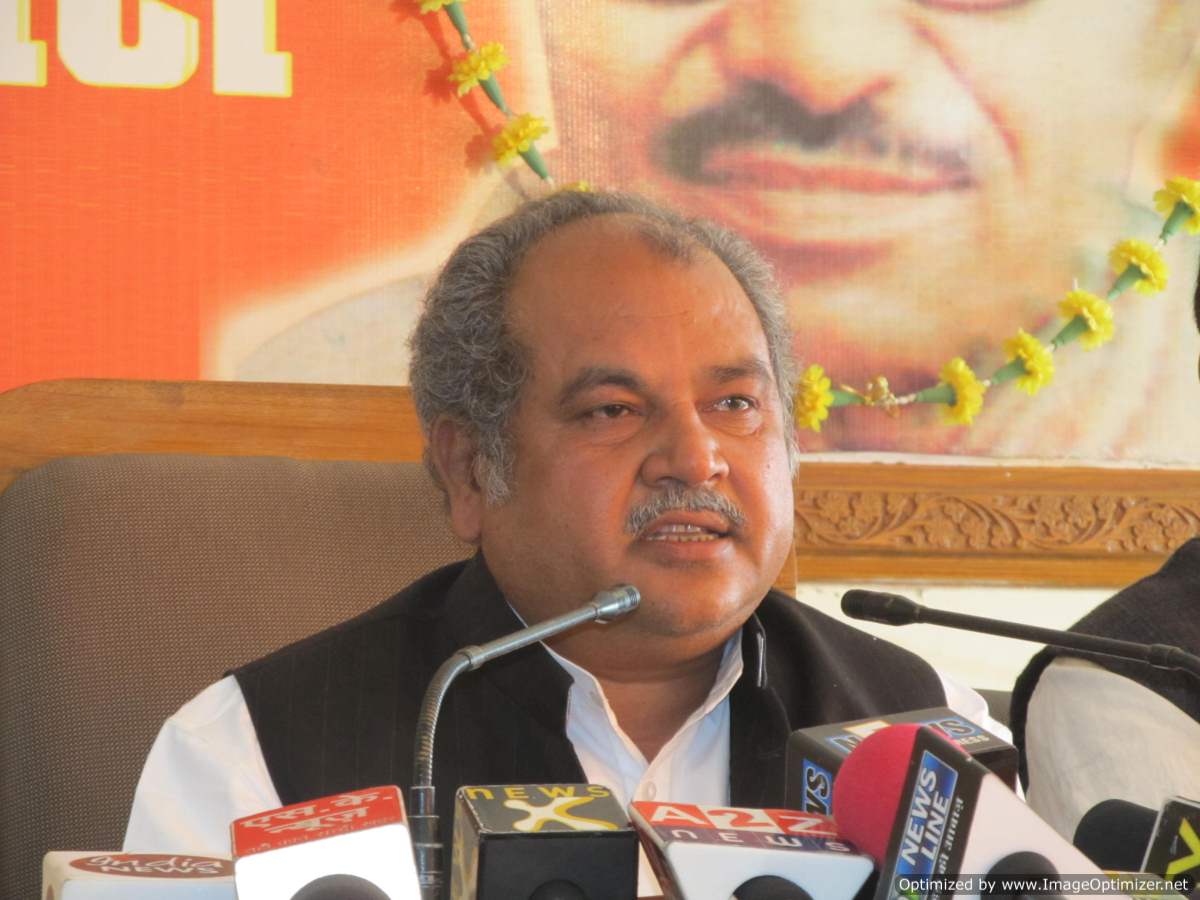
left=409, top=190, right=799, bottom=503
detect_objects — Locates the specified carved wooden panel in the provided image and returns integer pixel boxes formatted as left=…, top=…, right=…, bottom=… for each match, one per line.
left=793, top=463, right=1200, bottom=587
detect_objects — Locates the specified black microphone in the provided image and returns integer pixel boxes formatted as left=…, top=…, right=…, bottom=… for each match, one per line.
left=1074, top=799, right=1158, bottom=872
left=409, top=586, right=641, bottom=900
left=1074, top=796, right=1200, bottom=897
left=841, top=590, right=1200, bottom=679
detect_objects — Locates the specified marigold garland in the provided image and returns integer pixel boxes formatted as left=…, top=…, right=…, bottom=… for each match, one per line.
left=1002, top=329, right=1055, bottom=396
left=1154, top=176, right=1200, bottom=235
left=938, top=358, right=987, bottom=426
left=795, top=364, right=834, bottom=433
left=1058, top=290, right=1114, bottom=350
left=492, top=113, right=549, bottom=165
left=417, top=0, right=458, bottom=13
left=449, top=42, right=508, bottom=96
left=1109, top=238, right=1168, bottom=295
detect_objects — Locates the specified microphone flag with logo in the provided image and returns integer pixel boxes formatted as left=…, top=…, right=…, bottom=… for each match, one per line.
left=449, top=783, right=637, bottom=899
left=231, top=785, right=419, bottom=900
left=785, top=706, right=1017, bottom=817
left=42, top=852, right=235, bottom=900
left=629, top=802, right=873, bottom=900
left=1143, top=796, right=1200, bottom=896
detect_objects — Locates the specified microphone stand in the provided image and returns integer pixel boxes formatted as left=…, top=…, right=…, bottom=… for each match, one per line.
left=841, top=589, right=1200, bottom=679
left=408, top=585, right=640, bottom=900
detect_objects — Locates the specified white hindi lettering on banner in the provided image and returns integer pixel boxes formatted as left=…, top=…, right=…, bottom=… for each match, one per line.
left=0, top=0, right=290, bottom=94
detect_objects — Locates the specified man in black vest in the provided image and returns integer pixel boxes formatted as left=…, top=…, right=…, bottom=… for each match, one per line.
left=125, top=191, right=998, bottom=893
left=1010, top=276, right=1200, bottom=840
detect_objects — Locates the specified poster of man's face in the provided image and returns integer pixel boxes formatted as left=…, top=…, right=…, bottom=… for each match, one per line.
left=531, top=0, right=1200, bottom=457
left=7, top=1, right=1200, bottom=463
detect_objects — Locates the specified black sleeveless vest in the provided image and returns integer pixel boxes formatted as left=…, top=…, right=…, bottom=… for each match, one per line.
left=234, top=554, right=946, bottom=863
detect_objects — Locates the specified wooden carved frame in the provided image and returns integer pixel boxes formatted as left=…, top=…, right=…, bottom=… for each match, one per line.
left=2, top=379, right=1197, bottom=590
left=790, top=462, right=1200, bottom=588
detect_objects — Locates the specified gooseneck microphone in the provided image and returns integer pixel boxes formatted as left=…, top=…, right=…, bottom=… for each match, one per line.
left=408, top=585, right=641, bottom=900
left=840, top=589, right=1200, bottom=679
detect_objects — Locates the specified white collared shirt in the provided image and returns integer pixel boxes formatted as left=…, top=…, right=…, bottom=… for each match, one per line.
left=545, top=637, right=744, bottom=895
left=124, top=634, right=1007, bottom=897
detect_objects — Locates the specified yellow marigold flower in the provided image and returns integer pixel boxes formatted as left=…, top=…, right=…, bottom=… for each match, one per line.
left=1058, top=289, right=1114, bottom=350
left=1109, top=238, right=1168, bottom=294
left=795, top=364, right=834, bottom=432
left=449, top=42, right=508, bottom=96
left=1154, top=176, right=1200, bottom=234
left=939, top=357, right=986, bottom=426
left=492, top=113, right=548, bottom=165
left=417, top=0, right=458, bottom=12
left=1002, top=329, right=1055, bottom=396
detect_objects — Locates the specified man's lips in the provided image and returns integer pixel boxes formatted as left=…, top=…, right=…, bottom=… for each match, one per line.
left=639, top=512, right=732, bottom=542
left=700, top=146, right=973, bottom=194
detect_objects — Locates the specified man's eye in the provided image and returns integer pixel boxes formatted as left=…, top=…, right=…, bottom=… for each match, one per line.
left=715, top=396, right=757, bottom=412
left=587, top=403, right=633, bottom=420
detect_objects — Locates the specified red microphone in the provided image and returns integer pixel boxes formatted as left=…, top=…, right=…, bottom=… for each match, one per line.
left=832, top=724, right=1127, bottom=900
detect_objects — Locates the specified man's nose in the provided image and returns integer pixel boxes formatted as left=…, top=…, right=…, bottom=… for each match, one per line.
left=640, top=407, right=731, bottom=487
left=716, top=0, right=916, bottom=115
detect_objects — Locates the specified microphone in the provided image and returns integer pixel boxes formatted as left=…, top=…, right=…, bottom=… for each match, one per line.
left=448, top=783, right=637, bottom=899
left=841, top=590, right=1200, bottom=679
left=831, top=724, right=1124, bottom=900
left=784, top=706, right=1018, bottom=816
left=42, top=852, right=235, bottom=899
left=410, top=586, right=641, bottom=899
left=628, top=801, right=873, bottom=900
left=1142, top=796, right=1200, bottom=894
left=1074, top=800, right=1158, bottom=873
left=231, top=785, right=420, bottom=900
left=1074, top=798, right=1200, bottom=898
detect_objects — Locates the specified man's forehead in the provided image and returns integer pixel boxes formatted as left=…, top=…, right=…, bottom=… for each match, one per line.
left=509, top=220, right=754, bottom=338
left=516, top=213, right=699, bottom=273
left=504, top=218, right=775, bottom=400
left=509, top=214, right=741, bottom=310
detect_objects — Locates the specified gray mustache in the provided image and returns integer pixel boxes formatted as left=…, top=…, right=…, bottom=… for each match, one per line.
left=654, top=80, right=973, bottom=184
left=625, top=484, right=746, bottom=536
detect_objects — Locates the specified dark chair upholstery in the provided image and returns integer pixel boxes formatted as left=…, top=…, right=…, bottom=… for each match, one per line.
left=0, top=454, right=470, bottom=900
left=977, top=688, right=1013, bottom=729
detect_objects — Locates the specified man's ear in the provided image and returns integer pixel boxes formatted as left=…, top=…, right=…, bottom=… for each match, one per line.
left=428, top=417, right=485, bottom=544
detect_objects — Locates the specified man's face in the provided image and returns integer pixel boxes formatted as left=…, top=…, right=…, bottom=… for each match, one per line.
left=473, top=216, right=794, bottom=656
left=542, top=0, right=1199, bottom=449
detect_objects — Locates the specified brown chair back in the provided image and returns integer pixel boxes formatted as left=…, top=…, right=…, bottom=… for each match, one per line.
left=0, top=380, right=469, bottom=900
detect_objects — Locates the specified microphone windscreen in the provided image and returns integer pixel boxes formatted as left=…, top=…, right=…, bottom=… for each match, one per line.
left=830, top=723, right=922, bottom=863
left=1073, top=799, right=1157, bottom=872
left=840, top=591, right=920, bottom=626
